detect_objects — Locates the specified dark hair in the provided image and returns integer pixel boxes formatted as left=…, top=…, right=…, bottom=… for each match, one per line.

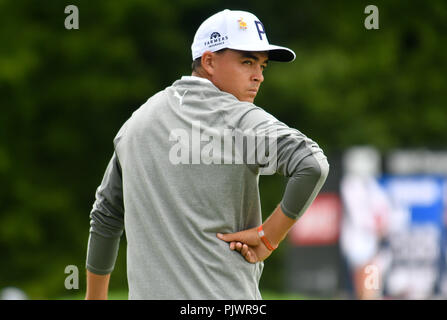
left=191, top=49, right=228, bottom=72
left=191, top=57, right=202, bottom=72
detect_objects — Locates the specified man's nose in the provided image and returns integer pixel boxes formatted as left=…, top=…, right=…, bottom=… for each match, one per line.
left=252, top=67, right=264, bottom=83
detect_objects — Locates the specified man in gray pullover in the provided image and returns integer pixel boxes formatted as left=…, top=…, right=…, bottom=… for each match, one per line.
left=85, top=9, right=329, bottom=300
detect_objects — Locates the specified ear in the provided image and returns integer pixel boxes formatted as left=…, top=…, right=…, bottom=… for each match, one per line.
left=200, top=51, right=216, bottom=76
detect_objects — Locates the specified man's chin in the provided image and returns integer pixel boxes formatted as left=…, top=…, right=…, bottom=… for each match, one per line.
left=239, top=96, right=256, bottom=103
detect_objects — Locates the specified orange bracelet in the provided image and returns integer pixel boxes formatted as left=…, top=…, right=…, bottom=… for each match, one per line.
left=257, top=225, right=277, bottom=251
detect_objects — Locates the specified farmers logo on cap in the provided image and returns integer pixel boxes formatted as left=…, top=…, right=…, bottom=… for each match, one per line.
left=204, top=31, right=228, bottom=48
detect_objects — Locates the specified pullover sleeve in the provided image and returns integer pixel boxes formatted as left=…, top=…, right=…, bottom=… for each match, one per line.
left=86, top=152, right=125, bottom=275
left=234, top=106, right=329, bottom=219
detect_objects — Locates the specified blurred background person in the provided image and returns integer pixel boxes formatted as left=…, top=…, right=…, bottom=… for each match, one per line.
left=340, top=146, right=392, bottom=299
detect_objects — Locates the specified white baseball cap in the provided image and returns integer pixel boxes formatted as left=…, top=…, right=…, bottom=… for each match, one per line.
left=191, top=9, right=296, bottom=62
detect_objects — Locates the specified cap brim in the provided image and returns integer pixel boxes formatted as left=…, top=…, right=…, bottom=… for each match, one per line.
left=266, top=45, right=296, bottom=62
left=226, top=44, right=296, bottom=62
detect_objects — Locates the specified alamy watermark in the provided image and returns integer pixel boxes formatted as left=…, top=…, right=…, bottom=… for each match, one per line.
left=64, top=5, right=379, bottom=31
left=64, top=5, right=79, bottom=30
left=168, top=121, right=278, bottom=174
left=64, top=265, right=79, bottom=290
left=364, top=5, right=379, bottom=30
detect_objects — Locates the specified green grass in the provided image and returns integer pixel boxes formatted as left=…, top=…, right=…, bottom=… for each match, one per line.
left=59, top=289, right=315, bottom=300
left=261, top=290, right=315, bottom=300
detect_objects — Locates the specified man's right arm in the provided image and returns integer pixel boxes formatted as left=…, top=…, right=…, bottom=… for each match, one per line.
left=85, top=152, right=125, bottom=299
left=218, top=105, right=329, bottom=260
left=218, top=153, right=329, bottom=262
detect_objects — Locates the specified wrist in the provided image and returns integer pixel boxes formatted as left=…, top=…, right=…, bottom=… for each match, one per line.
left=257, top=225, right=278, bottom=251
left=261, top=204, right=296, bottom=248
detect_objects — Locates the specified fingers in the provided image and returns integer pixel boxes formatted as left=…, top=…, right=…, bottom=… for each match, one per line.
left=241, top=245, right=256, bottom=264
left=217, top=231, right=260, bottom=264
left=229, top=241, right=242, bottom=251
left=245, top=250, right=256, bottom=264
left=228, top=242, right=245, bottom=254
left=228, top=242, right=256, bottom=264
left=241, top=243, right=249, bottom=256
